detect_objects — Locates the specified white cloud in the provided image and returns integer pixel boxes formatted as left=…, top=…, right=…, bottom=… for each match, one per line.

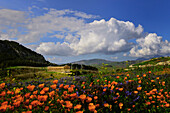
left=123, top=53, right=127, bottom=56
left=36, top=17, right=143, bottom=56
left=129, top=33, right=170, bottom=57
left=111, top=56, right=118, bottom=59
left=0, top=8, right=169, bottom=58
left=47, top=57, right=62, bottom=62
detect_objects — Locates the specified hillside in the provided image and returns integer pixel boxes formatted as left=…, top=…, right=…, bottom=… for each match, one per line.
left=72, top=59, right=143, bottom=69
left=0, top=40, right=55, bottom=68
left=129, top=56, right=170, bottom=68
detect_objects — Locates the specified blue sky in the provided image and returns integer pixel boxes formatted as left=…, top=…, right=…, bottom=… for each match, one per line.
left=0, top=0, right=170, bottom=64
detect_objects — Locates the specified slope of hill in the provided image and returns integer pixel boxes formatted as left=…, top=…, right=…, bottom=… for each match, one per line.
left=72, top=59, right=143, bottom=69
left=0, top=40, right=55, bottom=68
left=130, top=56, right=170, bottom=68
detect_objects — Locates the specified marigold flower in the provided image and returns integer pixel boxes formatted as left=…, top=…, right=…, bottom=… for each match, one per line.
left=165, top=103, right=169, bottom=107
left=137, top=87, right=142, bottom=91
left=33, top=90, right=38, bottom=95
left=143, top=74, right=146, bottom=77
left=40, top=90, right=45, bottom=95
left=134, top=91, right=138, bottom=94
left=86, top=96, right=92, bottom=103
left=59, top=84, right=64, bottom=88
left=119, top=88, right=123, bottom=91
left=0, top=83, right=5, bottom=89
left=119, top=103, right=123, bottom=109
left=25, top=93, right=31, bottom=98
left=104, top=103, right=109, bottom=107
left=27, top=85, right=35, bottom=91
left=94, top=96, right=98, bottom=100
left=31, top=100, right=39, bottom=107
left=74, top=104, right=82, bottom=110
left=48, top=91, right=55, bottom=98
left=88, top=103, right=96, bottom=112
left=146, top=102, right=151, bottom=105
left=43, top=87, right=49, bottom=92
left=38, top=84, right=44, bottom=88
left=76, top=111, right=83, bottom=113
left=53, top=80, right=58, bottom=84
left=49, top=84, right=56, bottom=89
left=38, top=95, right=48, bottom=101
left=0, top=91, right=6, bottom=96
left=79, top=94, right=86, bottom=100
left=64, top=85, right=69, bottom=89
left=44, top=106, right=49, bottom=111
left=13, top=101, right=21, bottom=107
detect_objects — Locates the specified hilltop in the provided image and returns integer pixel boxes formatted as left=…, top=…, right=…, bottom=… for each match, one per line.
left=0, top=40, right=56, bottom=68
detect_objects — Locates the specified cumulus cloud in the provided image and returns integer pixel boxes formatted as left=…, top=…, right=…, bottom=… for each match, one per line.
left=35, top=17, right=143, bottom=56
left=0, top=8, right=169, bottom=58
left=111, top=56, right=118, bottom=59
left=129, top=33, right=170, bottom=57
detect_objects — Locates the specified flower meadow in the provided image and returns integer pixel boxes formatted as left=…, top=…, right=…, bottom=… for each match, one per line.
left=0, top=71, right=169, bottom=113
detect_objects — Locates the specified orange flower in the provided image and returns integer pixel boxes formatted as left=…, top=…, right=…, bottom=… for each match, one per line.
left=40, top=90, right=45, bottom=95
left=44, top=106, right=49, bottom=111
left=82, top=82, right=85, bottom=84
left=7, top=90, right=12, bottom=95
left=48, top=91, right=55, bottom=98
left=0, top=83, right=5, bottom=89
left=86, top=96, right=92, bottom=103
left=68, top=87, right=74, bottom=93
left=127, top=74, right=129, bottom=77
left=74, top=104, right=82, bottom=110
left=148, top=71, right=151, bottom=74
left=103, top=88, right=107, bottom=92
left=97, top=79, right=99, bottom=82
left=38, top=84, right=44, bottom=88
left=25, top=93, right=31, bottom=98
left=50, top=84, right=57, bottom=89
left=33, top=90, right=38, bottom=95
left=136, top=75, right=139, bottom=78
left=38, top=95, right=48, bottom=101
left=134, top=91, right=138, bottom=94
left=70, top=93, right=77, bottom=98
left=27, top=85, right=35, bottom=91
left=138, top=80, right=142, bottom=84
left=165, top=103, right=169, bottom=107
left=119, top=103, right=123, bottom=109
left=88, top=103, right=96, bottom=112
left=149, top=96, right=152, bottom=100
left=64, top=85, right=69, bottom=89
left=119, top=88, right=123, bottom=91
left=43, top=87, right=49, bottom=92
left=156, top=77, right=159, bottom=80
left=116, top=76, right=119, bottom=79
left=151, top=80, right=155, bottom=82
left=0, top=91, right=6, bottom=96
left=146, top=102, right=151, bottom=105
left=31, top=100, right=39, bottom=107
left=76, top=111, right=83, bottom=113
left=0, top=105, right=8, bottom=112
left=137, top=87, right=142, bottom=91
left=13, top=101, right=21, bottom=107
left=143, top=74, right=146, bottom=77
left=79, top=94, right=86, bottom=100
left=53, top=80, right=58, bottom=84
left=94, top=96, right=98, bottom=100
left=104, top=103, right=109, bottom=107
left=59, top=84, right=64, bottom=88
left=65, top=101, right=73, bottom=109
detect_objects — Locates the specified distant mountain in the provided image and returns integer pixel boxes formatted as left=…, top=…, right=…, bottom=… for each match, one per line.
left=0, top=40, right=56, bottom=68
left=136, top=55, right=164, bottom=61
left=72, top=59, right=143, bottom=68
left=72, top=59, right=113, bottom=65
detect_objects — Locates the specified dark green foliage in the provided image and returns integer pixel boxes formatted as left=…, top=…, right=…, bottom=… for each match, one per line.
left=0, top=40, right=57, bottom=68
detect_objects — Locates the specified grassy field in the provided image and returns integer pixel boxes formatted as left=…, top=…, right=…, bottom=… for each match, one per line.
left=0, top=64, right=169, bottom=113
